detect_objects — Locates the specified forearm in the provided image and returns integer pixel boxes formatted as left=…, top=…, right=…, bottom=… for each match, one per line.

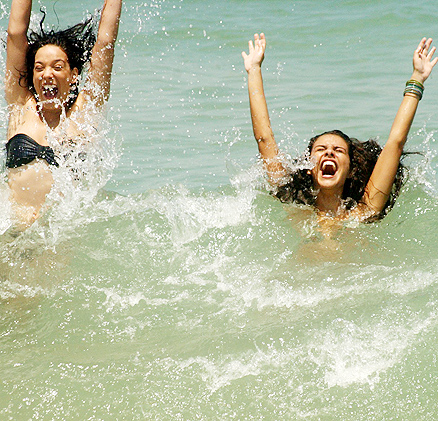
left=384, top=66, right=433, bottom=157
left=92, top=0, right=122, bottom=73
left=5, top=0, right=31, bottom=103
left=247, top=66, right=277, bottom=159
left=96, top=0, right=122, bottom=46
left=386, top=93, right=419, bottom=150
left=8, top=0, right=31, bottom=35
left=86, top=0, right=122, bottom=104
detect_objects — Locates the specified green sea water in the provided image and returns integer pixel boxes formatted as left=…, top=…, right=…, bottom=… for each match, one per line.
left=1, top=0, right=438, bottom=419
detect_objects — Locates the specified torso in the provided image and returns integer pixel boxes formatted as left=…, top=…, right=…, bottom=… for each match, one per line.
left=286, top=201, right=377, bottom=241
left=316, top=202, right=377, bottom=234
left=6, top=94, right=85, bottom=214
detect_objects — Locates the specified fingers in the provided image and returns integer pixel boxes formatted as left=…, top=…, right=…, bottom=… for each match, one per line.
left=252, top=33, right=266, bottom=47
left=412, top=37, right=437, bottom=81
left=253, top=33, right=261, bottom=51
left=242, top=32, right=266, bottom=66
left=416, top=37, right=427, bottom=53
left=416, top=37, right=433, bottom=56
left=248, top=39, right=254, bottom=54
left=414, top=37, right=437, bottom=69
left=256, top=33, right=266, bottom=48
left=424, top=37, right=433, bottom=52
left=418, top=38, right=437, bottom=67
left=243, top=33, right=266, bottom=55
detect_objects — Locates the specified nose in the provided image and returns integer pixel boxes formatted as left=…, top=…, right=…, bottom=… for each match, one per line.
left=324, top=148, right=335, bottom=157
left=42, top=66, right=54, bottom=80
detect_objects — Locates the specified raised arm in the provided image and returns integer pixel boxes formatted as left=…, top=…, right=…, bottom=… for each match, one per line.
left=363, top=37, right=437, bottom=214
left=5, top=0, right=32, bottom=104
left=81, top=0, right=122, bottom=107
left=242, top=33, right=286, bottom=183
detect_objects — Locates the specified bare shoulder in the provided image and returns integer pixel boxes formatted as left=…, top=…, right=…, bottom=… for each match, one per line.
left=345, top=202, right=378, bottom=222
left=7, top=97, right=38, bottom=137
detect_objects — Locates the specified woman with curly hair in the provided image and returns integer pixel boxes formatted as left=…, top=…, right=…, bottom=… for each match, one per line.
left=4, top=0, right=122, bottom=225
left=242, top=34, right=437, bottom=222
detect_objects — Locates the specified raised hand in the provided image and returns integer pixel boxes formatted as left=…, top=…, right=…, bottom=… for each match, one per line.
left=412, top=37, right=438, bottom=83
left=242, top=33, right=266, bottom=72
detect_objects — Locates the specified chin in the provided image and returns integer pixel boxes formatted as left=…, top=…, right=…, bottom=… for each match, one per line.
left=40, top=99, right=64, bottom=111
left=317, top=178, right=345, bottom=191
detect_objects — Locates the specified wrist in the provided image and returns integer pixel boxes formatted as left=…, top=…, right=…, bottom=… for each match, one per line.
left=410, top=71, right=426, bottom=84
left=404, top=79, right=424, bottom=100
left=247, top=64, right=262, bottom=74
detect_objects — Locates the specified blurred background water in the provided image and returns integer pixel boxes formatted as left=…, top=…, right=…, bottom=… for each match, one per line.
left=1, top=0, right=438, bottom=419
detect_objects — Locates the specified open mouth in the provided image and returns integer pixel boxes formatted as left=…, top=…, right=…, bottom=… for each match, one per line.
left=320, top=160, right=337, bottom=178
left=41, top=85, right=58, bottom=100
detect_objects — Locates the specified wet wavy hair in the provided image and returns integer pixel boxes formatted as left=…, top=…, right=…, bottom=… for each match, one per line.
left=21, top=8, right=97, bottom=108
left=275, top=130, right=406, bottom=219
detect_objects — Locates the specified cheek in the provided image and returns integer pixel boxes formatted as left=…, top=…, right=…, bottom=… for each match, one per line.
left=32, top=75, right=41, bottom=91
left=64, top=72, right=75, bottom=85
left=309, top=155, right=317, bottom=174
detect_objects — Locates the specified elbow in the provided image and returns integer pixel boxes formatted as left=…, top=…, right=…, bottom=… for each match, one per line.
left=253, top=128, right=274, bottom=144
left=95, top=37, right=116, bottom=51
left=7, top=30, right=27, bottom=44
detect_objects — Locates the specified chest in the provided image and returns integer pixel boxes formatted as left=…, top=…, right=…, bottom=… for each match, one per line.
left=8, top=101, right=83, bottom=146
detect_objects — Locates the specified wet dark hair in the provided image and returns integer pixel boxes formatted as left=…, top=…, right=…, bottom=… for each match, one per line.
left=21, top=9, right=97, bottom=108
left=275, top=129, right=406, bottom=219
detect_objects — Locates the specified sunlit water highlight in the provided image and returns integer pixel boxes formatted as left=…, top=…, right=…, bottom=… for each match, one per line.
left=1, top=0, right=438, bottom=419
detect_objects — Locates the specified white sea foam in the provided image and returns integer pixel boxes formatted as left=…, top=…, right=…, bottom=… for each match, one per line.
left=308, top=308, right=438, bottom=388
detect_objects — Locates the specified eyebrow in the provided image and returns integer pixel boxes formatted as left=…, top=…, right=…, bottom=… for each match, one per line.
left=314, top=143, right=346, bottom=148
left=34, top=59, right=67, bottom=65
left=312, top=144, right=347, bottom=151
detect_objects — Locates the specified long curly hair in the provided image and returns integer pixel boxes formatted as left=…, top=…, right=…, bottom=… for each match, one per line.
left=275, top=130, right=406, bottom=219
left=21, top=9, right=97, bottom=108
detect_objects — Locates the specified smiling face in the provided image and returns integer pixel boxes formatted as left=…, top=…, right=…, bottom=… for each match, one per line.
left=310, top=134, right=351, bottom=195
left=32, top=44, right=78, bottom=110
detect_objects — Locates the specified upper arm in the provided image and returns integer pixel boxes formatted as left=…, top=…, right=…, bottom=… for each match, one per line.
left=361, top=142, right=404, bottom=214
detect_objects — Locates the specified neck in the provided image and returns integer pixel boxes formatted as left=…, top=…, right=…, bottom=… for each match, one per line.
left=39, top=106, right=64, bottom=129
left=315, top=189, right=344, bottom=214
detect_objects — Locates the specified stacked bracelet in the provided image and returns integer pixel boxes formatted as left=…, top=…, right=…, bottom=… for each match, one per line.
left=404, top=79, right=424, bottom=100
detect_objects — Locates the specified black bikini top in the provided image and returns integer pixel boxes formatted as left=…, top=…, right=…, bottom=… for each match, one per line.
left=5, top=133, right=58, bottom=169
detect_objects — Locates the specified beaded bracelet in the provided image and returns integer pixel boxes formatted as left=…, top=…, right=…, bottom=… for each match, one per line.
left=404, top=79, right=424, bottom=100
